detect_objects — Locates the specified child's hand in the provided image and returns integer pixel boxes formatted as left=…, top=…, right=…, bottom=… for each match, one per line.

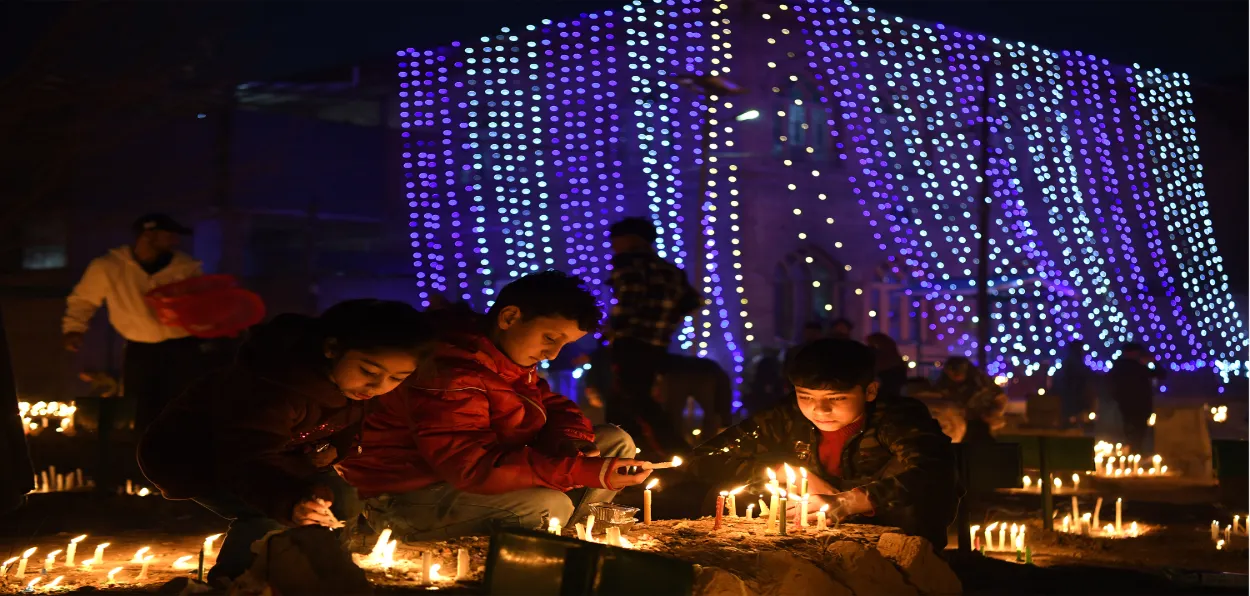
left=605, top=459, right=653, bottom=488
left=555, top=439, right=600, bottom=457
left=292, top=498, right=338, bottom=527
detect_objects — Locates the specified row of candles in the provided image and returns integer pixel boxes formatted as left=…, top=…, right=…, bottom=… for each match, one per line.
left=1056, top=497, right=1140, bottom=538
left=969, top=522, right=1030, bottom=561
left=1211, top=516, right=1246, bottom=551
left=1092, top=441, right=1168, bottom=478
left=30, top=467, right=88, bottom=494
left=17, top=401, right=76, bottom=435
left=360, top=529, right=469, bottom=584
left=1, top=534, right=222, bottom=591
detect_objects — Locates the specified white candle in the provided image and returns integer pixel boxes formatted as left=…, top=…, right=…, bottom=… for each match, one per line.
left=784, top=464, right=796, bottom=496
left=643, top=479, right=658, bottom=524
left=548, top=517, right=562, bottom=535
left=1104, top=523, right=1115, bottom=536
left=456, top=548, right=468, bottom=581
left=421, top=551, right=433, bottom=585
left=606, top=527, right=621, bottom=547
left=970, top=525, right=981, bottom=549
left=1071, top=497, right=1081, bottom=534
left=585, top=515, right=596, bottom=539
left=1082, top=513, right=1091, bottom=535
left=799, top=468, right=809, bottom=497
left=644, top=456, right=683, bottom=469
left=126, top=479, right=133, bottom=495
left=1217, top=539, right=1226, bottom=550
left=745, top=504, right=755, bottom=520
left=107, top=567, right=123, bottom=584
left=66, top=535, right=87, bottom=567
left=1093, top=497, right=1103, bottom=531
left=1235, top=515, right=1241, bottom=535
left=204, top=534, right=223, bottom=558
left=799, top=495, right=809, bottom=528
left=0, top=557, right=17, bottom=576
left=1115, top=498, right=1122, bottom=534
left=984, top=523, right=997, bottom=551
left=76, top=468, right=84, bottom=486
left=90, top=542, right=109, bottom=566
left=765, top=484, right=780, bottom=534
left=817, top=505, right=829, bottom=531
left=56, top=474, right=65, bottom=492
left=1129, top=522, right=1139, bottom=537
left=25, top=578, right=41, bottom=592
left=1211, top=521, right=1219, bottom=541
left=1062, top=516, right=1071, bottom=533
left=1071, top=474, right=1081, bottom=492
left=137, top=555, right=154, bottom=581
left=1054, top=477, right=1063, bottom=493
left=132, top=547, right=150, bottom=563
left=16, top=547, right=36, bottom=579
left=44, top=549, right=61, bottom=572
left=727, top=486, right=745, bottom=518
left=1016, top=526, right=1026, bottom=551
left=50, top=466, right=57, bottom=488
left=575, top=523, right=587, bottom=541
left=1225, top=525, right=1232, bottom=543
left=1022, top=476, right=1032, bottom=490
left=40, top=471, right=50, bottom=493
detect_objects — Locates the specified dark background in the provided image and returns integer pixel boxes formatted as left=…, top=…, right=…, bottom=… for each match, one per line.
left=3, top=0, right=1245, bottom=292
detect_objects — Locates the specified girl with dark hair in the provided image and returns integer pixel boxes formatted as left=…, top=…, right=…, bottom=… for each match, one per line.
left=138, top=300, right=436, bottom=586
left=864, top=333, right=907, bottom=400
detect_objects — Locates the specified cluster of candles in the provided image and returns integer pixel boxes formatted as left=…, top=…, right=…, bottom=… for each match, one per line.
left=1020, top=473, right=1085, bottom=494
left=120, top=480, right=152, bottom=497
left=969, top=522, right=1030, bottom=562
left=0, top=534, right=222, bottom=592
left=1093, top=442, right=1168, bottom=477
left=360, top=529, right=470, bottom=584
left=1210, top=405, right=1228, bottom=424
left=17, top=401, right=76, bottom=435
left=30, top=467, right=89, bottom=494
left=1211, top=515, right=1245, bottom=551
left=1057, top=496, right=1140, bottom=538
left=702, top=465, right=833, bottom=536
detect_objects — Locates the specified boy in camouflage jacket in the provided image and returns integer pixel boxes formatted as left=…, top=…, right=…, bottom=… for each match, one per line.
left=689, top=339, right=957, bottom=547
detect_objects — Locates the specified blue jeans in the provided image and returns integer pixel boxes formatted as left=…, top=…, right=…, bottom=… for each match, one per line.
left=193, top=470, right=360, bottom=583
left=364, top=425, right=635, bottom=542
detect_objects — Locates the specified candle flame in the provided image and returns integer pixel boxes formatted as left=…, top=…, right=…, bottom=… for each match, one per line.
left=172, top=555, right=194, bottom=570
left=671, top=456, right=683, bottom=467
left=47, top=576, right=64, bottom=589
left=70, top=535, right=87, bottom=544
left=107, top=567, right=123, bottom=582
left=430, top=563, right=445, bottom=582
left=819, top=504, right=830, bottom=513
left=986, top=522, right=998, bottom=531
left=1130, top=521, right=1139, bottom=537
left=719, top=490, right=729, bottom=496
left=766, top=468, right=777, bottom=482
left=1071, top=473, right=1080, bottom=484
left=1217, top=539, right=1225, bottom=550
left=382, top=540, right=397, bottom=569
left=21, top=547, right=37, bottom=559
left=26, top=577, right=41, bottom=590
left=799, top=467, right=808, bottom=479
left=618, top=535, right=634, bottom=549
left=132, top=547, right=150, bottom=563
left=1053, top=477, right=1062, bottom=489
left=370, top=529, right=393, bottom=562
left=764, top=484, right=778, bottom=495
left=96, top=542, right=110, bottom=550
left=778, top=488, right=787, bottom=498
left=645, top=478, right=660, bottom=491
left=2, top=557, right=16, bottom=567
left=784, top=463, right=796, bottom=484
left=729, top=485, right=746, bottom=495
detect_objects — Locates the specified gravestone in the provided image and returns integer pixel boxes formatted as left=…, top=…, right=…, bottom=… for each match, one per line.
left=1153, top=406, right=1214, bottom=480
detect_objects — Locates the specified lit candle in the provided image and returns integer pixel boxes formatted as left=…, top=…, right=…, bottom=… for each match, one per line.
left=784, top=464, right=796, bottom=496
left=172, top=556, right=194, bottom=570
left=44, top=549, right=62, bottom=573
left=970, top=525, right=981, bottom=550
left=778, top=489, right=789, bottom=536
left=26, top=578, right=41, bottom=592
left=204, top=534, right=223, bottom=558
left=1016, top=526, right=1026, bottom=551
left=1216, top=539, right=1225, bottom=550
left=606, top=527, right=622, bottom=547
left=745, top=504, right=755, bottom=521
left=1105, top=460, right=1114, bottom=476
left=1235, top=515, right=1241, bottom=536
left=643, top=479, right=658, bottom=524
left=1225, top=525, right=1232, bottom=543
left=137, top=555, right=154, bottom=581
left=998, top=523, right=1006, bottom=551
left=16, top=547, right=36, bottom=579
left=40, top=471, right=50, bottom=493
left=1103, top=523, right=1115, bottom=536
left=107, top=567, right=123, bottom=584
left=132, top=547, right=150, bottom=563
left=76, top=468, right=84, bottom=487
left=548, top=517, right=562, bottom=535
left=50, top=466, right=57, bottom=488
left=0, top=557, right=16, bottom=577
left=1071, top=474, right=1081, bottom=492
left=585, top=515, right=596, bottom=539
left=575, top=523, right=587, bottom=541
left=799, top=495, right=810, bottom=528
left=799, top=468, right=809, bottom=497
left=984, top=523, right=997, bottom=551
left=727, top=486, right=745, bottom=518
left=1115, top=498, right=1122, bottom=534
left=1022, top=476, right=1032, bottom=490
left=1093, top=497, right=1103, bottom=531
left=1082, top=513, right=1091, bottom=535
left=56, top=474, right=65, bottom=492
left=90, top=542, right=109, bottom=566
left=1054, top=477, right=1063, bottom=493
left=1129, top=522, right=1139, bottom=537
left=757, top=498, right=769, bottom=519
left=66, top=534, right=87, bottom=567
left=1009, top=524, right=1018, bottom=551
left=714, top=492, right=727, bottom=531
left=45, top=576, right=63, bottom=590
left=456, top=548, right=469, bottom=581
left=817, top=505, right=829, bottom=531
left=765, top=484, right=780, bottom=534
left=1160, top=465, right=1168, bottom=475
left=1071, top=497, right=1081, bottom=534
left=369, top=529, right=393, bottom=563
left=126, top=479, right=133, bottom=495
left=645, top=456, right=683, bottom=469
left=421, top=551, right=433, bottom=586
left=1062, top=516, right=1071, bottom=533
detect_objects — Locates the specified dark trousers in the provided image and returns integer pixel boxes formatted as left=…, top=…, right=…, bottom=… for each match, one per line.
left=607, top=338, right=687, bottom=457
left=124, top=337, right=211, bottom=435
left=193, top=470, right=361, bottom=584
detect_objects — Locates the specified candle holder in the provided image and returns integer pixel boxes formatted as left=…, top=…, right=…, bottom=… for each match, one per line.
left=586, top=503, right=639, bottom=536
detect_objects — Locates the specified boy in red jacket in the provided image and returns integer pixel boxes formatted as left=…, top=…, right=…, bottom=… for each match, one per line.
left=340, top=271, right=652, bottom=540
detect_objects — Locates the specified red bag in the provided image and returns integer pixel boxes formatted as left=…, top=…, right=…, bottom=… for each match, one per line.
left=144, top=274, right=266, bottom=338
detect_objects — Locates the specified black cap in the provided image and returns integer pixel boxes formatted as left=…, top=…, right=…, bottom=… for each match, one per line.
left=133, top=213, right=193, bottom=236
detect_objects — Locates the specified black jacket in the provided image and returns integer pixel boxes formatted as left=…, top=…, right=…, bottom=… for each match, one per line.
left=688, top=396, right=957, bottom=547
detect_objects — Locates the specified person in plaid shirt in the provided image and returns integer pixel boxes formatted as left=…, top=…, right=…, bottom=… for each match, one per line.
left=607, top=217, right=701, bottom=456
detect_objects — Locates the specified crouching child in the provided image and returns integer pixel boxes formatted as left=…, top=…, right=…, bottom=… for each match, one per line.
left=138, top=300, right=436, bottom=585
left=340, top=271, right=652, bottom=541
left=688, top=339, right=957, bottom=547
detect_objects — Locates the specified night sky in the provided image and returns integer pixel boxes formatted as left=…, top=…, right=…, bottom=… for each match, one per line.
left=3, top=0, right=1245, bottom=289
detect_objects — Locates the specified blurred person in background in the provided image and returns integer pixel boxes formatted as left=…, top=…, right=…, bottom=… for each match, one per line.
left=865, top=333, right=907, bottom=401
left=934, top=357, right=1006, bottom=444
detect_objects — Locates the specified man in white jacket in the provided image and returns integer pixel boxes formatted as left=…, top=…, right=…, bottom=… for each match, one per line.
left=62, top=214, right=209, bottom=434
